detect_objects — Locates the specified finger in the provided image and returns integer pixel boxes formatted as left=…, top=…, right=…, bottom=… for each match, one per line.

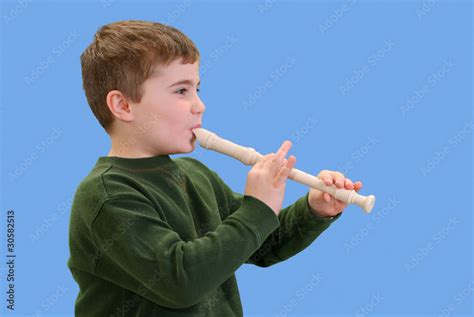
left=354, top=181, right=363, bottom=192
left=272, top=141, right=292, bottom=173
left=334, top=199, right=347, bottom=210
left=344, top=178, right=354, bottom=190
left=276, top=155, right=296, bottom=186
left=276, top=140, right=292, bottom=161
left=318, top=170, right=333, bottom=186
left=332, top=171, right=345, bottom=189
left=323, top=192, right=332, bottom=202
left=275, top=156, right=294, bottom=186
left=323, top=178, right=332, bottom=186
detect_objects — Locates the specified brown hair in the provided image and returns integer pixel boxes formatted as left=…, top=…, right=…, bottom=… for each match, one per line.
left=81, top=20, right=200, bottom=133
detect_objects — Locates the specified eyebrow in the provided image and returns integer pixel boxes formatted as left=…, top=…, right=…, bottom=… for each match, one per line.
left=168, top=79, right=201, bottom=88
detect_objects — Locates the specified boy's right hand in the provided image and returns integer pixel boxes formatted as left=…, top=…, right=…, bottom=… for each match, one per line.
left=244, top=141, right=296, bottom=216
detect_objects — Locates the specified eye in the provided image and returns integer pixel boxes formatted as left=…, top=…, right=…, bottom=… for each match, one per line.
left=176, top=87, right=200, bottom=95
left=176, top=88, right=187, bottom=95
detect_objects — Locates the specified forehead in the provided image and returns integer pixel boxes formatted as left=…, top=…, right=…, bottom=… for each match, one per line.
left=150, top=59, right=200, bottom=83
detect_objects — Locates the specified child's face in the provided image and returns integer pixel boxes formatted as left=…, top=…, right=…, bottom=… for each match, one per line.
left=131, top=58, right=205, bottom=155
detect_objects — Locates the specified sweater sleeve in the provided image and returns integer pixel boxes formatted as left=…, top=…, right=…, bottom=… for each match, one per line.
left=245, top=191, right=342, bottom=267
left=210, top=171, right=342, bottom=267
left=91, top=195, right=279, bottom=309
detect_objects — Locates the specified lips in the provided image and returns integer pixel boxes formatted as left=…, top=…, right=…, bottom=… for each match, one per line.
left=191, top=124, right=202, bottom=130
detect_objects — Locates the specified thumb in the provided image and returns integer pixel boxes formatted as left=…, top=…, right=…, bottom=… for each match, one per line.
left=309, top=187, right=325, bottom=203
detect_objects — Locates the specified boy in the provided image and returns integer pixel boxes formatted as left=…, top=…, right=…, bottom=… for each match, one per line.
left=68, top=20, right=363, bottom=316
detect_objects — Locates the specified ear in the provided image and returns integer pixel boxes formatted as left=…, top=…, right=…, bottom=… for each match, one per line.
left=106, top=90, right=134, bottom=122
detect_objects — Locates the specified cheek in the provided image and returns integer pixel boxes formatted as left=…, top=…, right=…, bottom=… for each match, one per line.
left=143, top=94, right=190, bottom=128
left=168, top=99, right=192, bottom=118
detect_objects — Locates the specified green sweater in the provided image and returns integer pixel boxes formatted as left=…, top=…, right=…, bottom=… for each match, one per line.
left=67, top=155, right=340, bottom=316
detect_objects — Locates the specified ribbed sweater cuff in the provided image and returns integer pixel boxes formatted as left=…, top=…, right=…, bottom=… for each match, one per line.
left=294, top=192, right=342, bottom=234
left=231, top=195, right=280, bottom=245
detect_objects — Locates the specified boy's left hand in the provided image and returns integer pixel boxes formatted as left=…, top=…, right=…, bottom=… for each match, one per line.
left=308, top=170, right=363, bottom=218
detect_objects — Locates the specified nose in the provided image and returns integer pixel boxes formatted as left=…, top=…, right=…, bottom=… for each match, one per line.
left=192, top=95, right=206, bottom=114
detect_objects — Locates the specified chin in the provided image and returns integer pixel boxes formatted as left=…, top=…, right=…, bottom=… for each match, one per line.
left=177, top=141, right=197, bottom=155
left=186, top=142, right=197, bottom=154
left=171, top=132, right=197, bottom=155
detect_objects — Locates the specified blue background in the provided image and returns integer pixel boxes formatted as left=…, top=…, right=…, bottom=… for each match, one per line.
left=1, top=0, right=472, bottom=316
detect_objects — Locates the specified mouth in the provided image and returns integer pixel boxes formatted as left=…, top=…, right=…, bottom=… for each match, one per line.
left=191, top=124, right=202, bottom=130
left=190, top=124, right=201, bottom=141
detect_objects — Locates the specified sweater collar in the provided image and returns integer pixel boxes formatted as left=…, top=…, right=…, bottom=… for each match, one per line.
left=97, top=154, right=176, bottom=170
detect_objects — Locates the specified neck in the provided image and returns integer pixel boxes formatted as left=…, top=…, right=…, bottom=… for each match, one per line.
left=107, top=135, right=160, bottom=158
